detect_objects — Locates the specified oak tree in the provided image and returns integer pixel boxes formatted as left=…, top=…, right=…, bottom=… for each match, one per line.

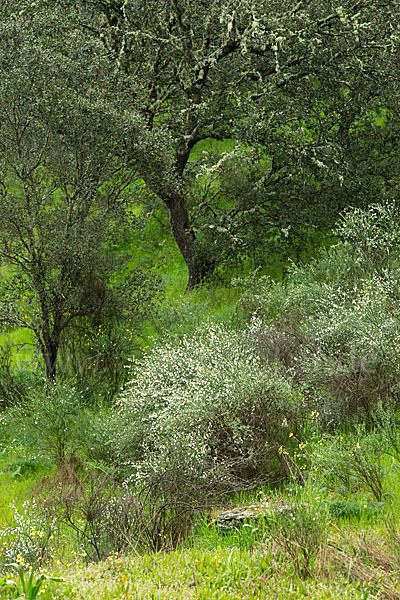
left=3, top=0, right=400, bottom=289
left=81, top=0, right=400, bottom=286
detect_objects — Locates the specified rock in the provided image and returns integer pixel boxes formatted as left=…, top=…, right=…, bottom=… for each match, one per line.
left=215, top=500, right=295, bottom=531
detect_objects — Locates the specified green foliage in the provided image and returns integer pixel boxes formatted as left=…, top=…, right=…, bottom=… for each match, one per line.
left=100, top=0, right=399, bottom=283
left=59, top=270, right=163, bottom=394
left=309, top=429, right=388, bottom=502
left=155, top=283, right=243, bottom=339
left=24, top=545, right=372, bottom=600
left=0, top=500, right=56, bottom=566
left=6, top=564, right=44, bottom=600
left=53, top=469, right=201, bottom=559
left=326, top=499, right=384, bottom=521
left=5, top=457, right=51, bottom=479
left=0, top=343, right=38, bottom=409
left=336, top=200, right=400, bottom=274
left=0, top=2, right=400, bottom=592
left=192, top=516, right=264, bottom=552
left=0, top=4, right=162, bottom=379
left=3, top=0, right=398, bottom=287
left=4, top=383, right=89, bottom=466
left=0, top=563, right=63, bottom=600
left=267, top=502, right=328, bottom=578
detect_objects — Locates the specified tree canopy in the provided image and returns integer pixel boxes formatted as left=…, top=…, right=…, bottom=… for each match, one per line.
left=1, top=0, right=399, bottom=291
left=81, top=0, right=400, bottom=286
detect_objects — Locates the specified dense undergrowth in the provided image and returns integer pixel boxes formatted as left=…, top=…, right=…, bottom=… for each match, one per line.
left=2, top=202, right=400, bottom=598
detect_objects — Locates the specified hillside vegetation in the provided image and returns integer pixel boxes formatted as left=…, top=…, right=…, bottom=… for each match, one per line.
left=1, top=1, right=400, bottom=598
left=2, top=204, right=400, bottom=598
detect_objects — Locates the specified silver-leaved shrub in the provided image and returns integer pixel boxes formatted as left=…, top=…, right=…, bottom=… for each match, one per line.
left=0, top=500, right=56, bottom=566
left=238, top=201, right=400, bottom=426
left=113, top=322, right=303, bottom=495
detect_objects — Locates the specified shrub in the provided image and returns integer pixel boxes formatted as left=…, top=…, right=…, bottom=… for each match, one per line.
left=82, top=409, right=119, bottom=466
left=267, top=501, right=328, bottom=578
left=298, top=271, right=400, bottom=426
left=238, top=202, right=400, bottom=426
left=50, top=466, right=202, bottom=560
left=5, top=383, right=90, bottom=466
left=60, top=316, right=150, bottom=398
left=0, top=500, right=56, bottom=567
left=309, top=428, right=388, bottom=501
left=336, top=200, right=400, bottom=274
left=112, top=322, right=305, bottom=496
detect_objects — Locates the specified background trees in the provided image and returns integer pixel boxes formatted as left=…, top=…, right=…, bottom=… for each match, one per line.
left=0, top=3, right=161, bottom=380
left=0, top=0, right=399, bottom=377
left=2, top=3, right=400, bottom=586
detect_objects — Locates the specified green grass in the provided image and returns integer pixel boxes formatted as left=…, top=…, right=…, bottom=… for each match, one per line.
left=2, top=205, right=400, bottom=597
left=0, top=330, right=36, bottom=369
left=34, top=547, right=373, bottom=599
left=1, top=444, right=400, bottom=599
left=0, top=449, right=56, bottom=527
left=0, top=472, right=36, bottom=526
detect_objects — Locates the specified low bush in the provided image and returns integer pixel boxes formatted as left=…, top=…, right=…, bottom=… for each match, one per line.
left=0, top=500, right=56, bottom=567
left=304, top=426, right=391, bottom=501
left=112, top=322, right=306, bottom=497
left=267, top=501, right=328, bottom=578
left=45, top=465, right=207, bottom=560
left=4, top=383, right=90, bottom=466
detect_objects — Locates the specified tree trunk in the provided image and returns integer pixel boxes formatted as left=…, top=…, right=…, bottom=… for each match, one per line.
left=164, top=191, right=213, bottom=290
left=43, top=339, right=59, bottom=379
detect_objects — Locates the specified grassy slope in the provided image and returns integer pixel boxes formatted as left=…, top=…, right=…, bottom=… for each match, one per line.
left=1, top=451, right=398, bottom=600
left=55, top=548, right=368, bottom=600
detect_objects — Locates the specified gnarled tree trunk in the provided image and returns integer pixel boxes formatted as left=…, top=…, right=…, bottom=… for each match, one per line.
left=164, top=190, right=213, bottom=290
